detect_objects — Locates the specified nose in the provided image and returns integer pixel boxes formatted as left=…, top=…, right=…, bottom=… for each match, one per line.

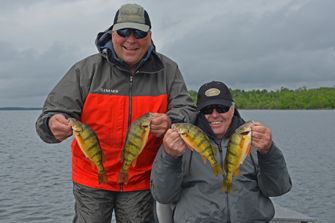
left=211, top=108, right=220, bottom=117
left=126, top=33, right=137, bottom=43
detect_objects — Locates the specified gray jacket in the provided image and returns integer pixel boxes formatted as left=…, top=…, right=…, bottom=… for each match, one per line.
left=150, top=115, right=292, bottom=223
left=36, top=26, right=198, bottom=144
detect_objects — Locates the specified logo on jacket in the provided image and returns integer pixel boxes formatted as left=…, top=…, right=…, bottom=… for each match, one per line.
left=100, top=88, right=118, bottom=93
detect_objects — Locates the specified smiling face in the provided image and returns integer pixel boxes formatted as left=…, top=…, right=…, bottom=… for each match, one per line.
left=112, top=30, right=152, bottom=73
left=204, top=105, right=234, bottom=140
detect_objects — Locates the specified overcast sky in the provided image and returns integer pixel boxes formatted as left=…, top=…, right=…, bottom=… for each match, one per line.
left=1, top=0, right=334, bottom=107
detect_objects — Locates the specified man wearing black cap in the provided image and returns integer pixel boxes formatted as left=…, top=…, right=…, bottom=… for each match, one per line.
left=151, top=81, right=292, bottom=222
left=35, top=3, right=197, bottom=223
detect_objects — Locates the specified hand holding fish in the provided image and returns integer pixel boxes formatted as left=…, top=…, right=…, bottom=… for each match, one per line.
left=49, top=114, right=73, bottom=141
left=163, top=129, right=187, bottom=158
left=150, top=113, right=172, bottom=137
left=251, top=122, right=273, bottom=155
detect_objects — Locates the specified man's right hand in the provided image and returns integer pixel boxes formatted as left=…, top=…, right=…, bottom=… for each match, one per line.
left=163, top=129, right=187, bottom=158
left=49, top=114, right=73, bottom=141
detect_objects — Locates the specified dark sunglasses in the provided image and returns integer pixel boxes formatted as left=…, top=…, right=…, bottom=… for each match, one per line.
left=116, top=28, right=149, bottom=39
left=201, top=104, right=231, bottom=115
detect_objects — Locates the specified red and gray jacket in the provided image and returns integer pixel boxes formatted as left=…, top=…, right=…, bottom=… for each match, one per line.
left=35, top=26, right=197, bottom=192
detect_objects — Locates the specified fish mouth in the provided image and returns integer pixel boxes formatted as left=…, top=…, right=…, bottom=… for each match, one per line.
left=240, top=131, right=250, bottom=135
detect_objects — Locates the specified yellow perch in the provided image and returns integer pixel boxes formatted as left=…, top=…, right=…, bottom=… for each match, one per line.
left=68, top=118, right=108, bottom=185
left=222, top=120, right=255, bottom=193
left=117, top=112, right=155, bottom=185
left=172, top=123, right=224, bottom=177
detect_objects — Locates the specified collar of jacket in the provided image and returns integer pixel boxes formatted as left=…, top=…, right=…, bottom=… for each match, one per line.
left=96, top=29, right=164, bottom=74
left=195, top=109, right=245, bottom=143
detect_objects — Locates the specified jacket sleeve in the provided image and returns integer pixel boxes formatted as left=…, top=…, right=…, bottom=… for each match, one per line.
left=150, top=145, right=185, bottom=204
left=35, top=61, right=90, bottom=143
left=256, top=142, right=292, bottom=197
left=165, top=63, right=197, bottom=124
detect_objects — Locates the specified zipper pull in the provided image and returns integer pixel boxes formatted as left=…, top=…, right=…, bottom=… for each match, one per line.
left=218, top=144, right=222, bottom=152
left=130, top=75, right=133, bottom=82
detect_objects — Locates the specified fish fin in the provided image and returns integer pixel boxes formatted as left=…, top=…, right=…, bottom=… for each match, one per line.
left=234, top=167, right=240, bottom=176
left=101, top=150, right=106, bottom=163
left=120, top=149, right=124, bottom=163
left=239, top=136, right=245, bottom=148
left=132, top=158, right=138, bottom=167
left=77, top=134, right=85, bottom=145
left=222, top=176, right=233, bottom=194
left=188, top=144, right=194, bottom=151
left=117, top=171, right=129, bottom=185
left=141, top=127, right=150, bottom=139
left=247, top=144, right=251, bottom=156
left=98, top=170, right=108, bottom=185
left=90, top=160, right=95, bottom=169
left=212, top=163, right=224, bottom=177
left=223, top=158, right=228, bottom=172
left=211, top=145, right=217, bottom=156
left=201, top=155, right=207, bottom=164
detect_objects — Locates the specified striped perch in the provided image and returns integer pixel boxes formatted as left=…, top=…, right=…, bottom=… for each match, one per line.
left=222, top=120, right=255, bottom=194
left=172, top=123, right=224, bottom=177
left=68, top=118, right=108, bottom=185
left=117, top=112, right=155, bottom=185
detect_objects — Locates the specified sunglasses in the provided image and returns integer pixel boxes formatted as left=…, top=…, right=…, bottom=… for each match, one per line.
left=116, top=28, right=149, bottom=39
left=201, top=104, right=231, bottom=115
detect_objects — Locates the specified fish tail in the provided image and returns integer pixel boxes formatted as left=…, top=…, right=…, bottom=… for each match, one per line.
left=117, top=171, right=129, bottom=185
left=212, top=163, right=224, bottom=177
left=98, top=170, right=108, bottom=185
left=222, top=177, right=233, bottom=194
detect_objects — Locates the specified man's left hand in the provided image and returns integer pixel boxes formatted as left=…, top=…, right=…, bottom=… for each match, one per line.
left=150, top=113, right=172, bottom=137
left=251, top=122, right=273, bottom=155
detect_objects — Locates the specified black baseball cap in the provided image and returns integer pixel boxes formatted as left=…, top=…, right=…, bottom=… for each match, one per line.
left=196, top=81, right=234, bottom=111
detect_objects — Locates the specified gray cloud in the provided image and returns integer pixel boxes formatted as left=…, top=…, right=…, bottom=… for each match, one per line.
left=0, top=40, right=82, bottom=106
left=160, top=0, right=335, bottom=91
left=0, top=0, right=334, bottom=107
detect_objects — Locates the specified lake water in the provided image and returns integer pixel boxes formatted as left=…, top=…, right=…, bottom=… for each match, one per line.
left=0, top=110, right=334, bottom=223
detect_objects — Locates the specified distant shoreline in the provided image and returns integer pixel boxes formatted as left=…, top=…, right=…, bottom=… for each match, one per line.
left=0, top=107, right=334, bottom=111
left=0, top=107, right=42, bottom=110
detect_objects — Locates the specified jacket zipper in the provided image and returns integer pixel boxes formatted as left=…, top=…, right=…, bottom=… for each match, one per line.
left=120, top=75, right=134, bottom=192
left=217, top=142, right=231, bottom=223
left=129, top=75, right=133, bottom=128
left=226, top=192, right=231, bottom=223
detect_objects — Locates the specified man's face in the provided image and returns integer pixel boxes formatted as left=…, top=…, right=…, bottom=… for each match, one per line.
left=204, top=105, right=234, bottom=140
left=112, top=30, right=152, bottom=72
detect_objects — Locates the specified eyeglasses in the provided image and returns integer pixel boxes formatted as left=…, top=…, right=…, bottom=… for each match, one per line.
left=201, top=104, right=231, bottom=115
left=116, top=28, right=149, bottom=39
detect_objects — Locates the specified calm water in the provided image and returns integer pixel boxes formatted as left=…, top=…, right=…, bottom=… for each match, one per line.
left=0, top=110, right=334, bottom=222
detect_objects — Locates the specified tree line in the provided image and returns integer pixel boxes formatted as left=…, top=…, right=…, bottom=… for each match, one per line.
left=189, top=86, right=335, bottom=109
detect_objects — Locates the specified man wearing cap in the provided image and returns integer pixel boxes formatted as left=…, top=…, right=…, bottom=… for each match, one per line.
left=151, top=81, right=292, bottom=222
left=35, top=3, right=197, bottom=223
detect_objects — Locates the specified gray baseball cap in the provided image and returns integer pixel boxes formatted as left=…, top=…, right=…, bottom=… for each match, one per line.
left=112, top=4, right=151, bottom=32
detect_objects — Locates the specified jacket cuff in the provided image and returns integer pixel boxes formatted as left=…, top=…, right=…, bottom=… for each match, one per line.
left=169, top=116, right=184, bottom=124
left=161, top=148, right=183, bottom=168
left=257, top=141, right=278, bottom=161
left=42, top=115, right=62, bottom=143
left=43, top=116, right=53, bottom=135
